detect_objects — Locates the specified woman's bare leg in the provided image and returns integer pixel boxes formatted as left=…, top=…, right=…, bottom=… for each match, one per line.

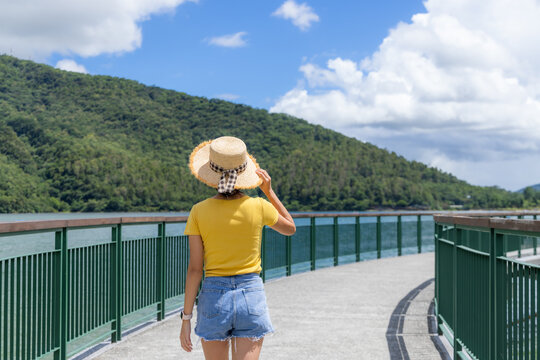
left=201, top=339, right=230, bottom=360
left=231, top=337, right=264, bottom=360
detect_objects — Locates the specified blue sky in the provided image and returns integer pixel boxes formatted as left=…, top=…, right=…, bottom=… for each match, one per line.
left=2, top=0, right=540, bottom=191
left=47, top=0, right=425, bottom=109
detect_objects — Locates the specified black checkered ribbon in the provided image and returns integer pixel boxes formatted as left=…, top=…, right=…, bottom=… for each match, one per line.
left=209, top=161, right=247, bottom=193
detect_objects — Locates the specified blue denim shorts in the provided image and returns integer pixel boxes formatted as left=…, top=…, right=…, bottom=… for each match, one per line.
left=194, top=273, right=274, bottom=341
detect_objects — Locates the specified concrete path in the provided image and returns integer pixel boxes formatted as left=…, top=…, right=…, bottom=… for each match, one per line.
left=90, top=253, right=446, bottom=360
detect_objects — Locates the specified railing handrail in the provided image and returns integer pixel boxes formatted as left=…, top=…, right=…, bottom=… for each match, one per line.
left=294, top=210, right=540, bottom=219
left=434, top=213, right=540, bottom=233
left=0, top=216, right=189, bottom=234
left=1, top=210, right=539, bottom=235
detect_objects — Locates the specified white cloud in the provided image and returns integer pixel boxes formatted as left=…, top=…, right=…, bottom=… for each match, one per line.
left=271, top=0, right=540, bottom=190
left=272, top=0, right=319, bottom=31
left=0, top=0, right=196, bottom=59
left=55, top=59, right=88, bottom=74
left=207, top=32, right=247, bottom=48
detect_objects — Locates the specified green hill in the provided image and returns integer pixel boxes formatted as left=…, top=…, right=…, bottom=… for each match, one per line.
left=0, top=55, right=523, bottom=212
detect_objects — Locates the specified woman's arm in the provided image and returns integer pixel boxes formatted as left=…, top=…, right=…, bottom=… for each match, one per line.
left=256, top=169, right=296, bottom=236
left=179, top=235, right=204, bottom=352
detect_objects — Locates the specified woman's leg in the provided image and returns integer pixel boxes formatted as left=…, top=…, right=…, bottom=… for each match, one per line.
left=231, top=337, right=264, bottom=360
left=201, top=339, right=230, bottom=360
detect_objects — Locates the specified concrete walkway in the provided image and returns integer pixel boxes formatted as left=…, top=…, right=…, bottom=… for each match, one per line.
left=90, top=253, right=446, bottom=360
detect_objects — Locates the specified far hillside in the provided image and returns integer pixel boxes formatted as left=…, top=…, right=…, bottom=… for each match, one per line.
left=518, top=184, right=540, bottom=208
left=518, top=184, right=540, bottom=192
left=0, top=55, right=524, bottom=212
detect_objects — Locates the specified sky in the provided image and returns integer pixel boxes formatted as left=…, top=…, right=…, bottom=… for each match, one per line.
left=1, top=0, right=539, bottom=191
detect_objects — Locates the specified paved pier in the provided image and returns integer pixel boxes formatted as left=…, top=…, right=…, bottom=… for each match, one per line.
left=90, top=253, right=447, bottom=360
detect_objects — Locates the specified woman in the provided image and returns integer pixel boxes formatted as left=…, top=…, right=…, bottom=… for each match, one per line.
left=179, top=136, right=296, bottom=360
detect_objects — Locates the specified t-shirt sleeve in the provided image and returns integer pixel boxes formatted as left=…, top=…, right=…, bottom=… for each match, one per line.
left=260, top=198, right=279, bottom=226
left=184, top=204, right=200, bottom=235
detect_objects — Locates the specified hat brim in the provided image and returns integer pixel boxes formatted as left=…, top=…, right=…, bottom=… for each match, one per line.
left=189, top=140, right=263, bottom=190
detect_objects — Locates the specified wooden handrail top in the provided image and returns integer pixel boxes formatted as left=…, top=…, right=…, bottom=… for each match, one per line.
left=434, top=214, right=540, bottom=233
left=0, top=216, right=189, bottom=234
left=1, top=210, right=539, bottom=235
left=293, top=210, right=540, bottom=219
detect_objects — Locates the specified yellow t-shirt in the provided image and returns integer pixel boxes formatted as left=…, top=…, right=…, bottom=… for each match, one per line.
left=184, top=196, right=279, bottom=277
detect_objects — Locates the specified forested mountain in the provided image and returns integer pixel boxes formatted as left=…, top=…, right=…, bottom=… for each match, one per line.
left=0, top=55, right=524, bottom=212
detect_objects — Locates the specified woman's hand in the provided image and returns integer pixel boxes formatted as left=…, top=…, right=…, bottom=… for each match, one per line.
left=256, top=168, right=272, bottom=195
left=257, top=168, right=296, bottom=235
left=180, top=319, right=193, bottom=352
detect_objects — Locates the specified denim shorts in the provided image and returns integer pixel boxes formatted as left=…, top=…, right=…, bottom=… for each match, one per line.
left=194, top=273, right=274, bottom=341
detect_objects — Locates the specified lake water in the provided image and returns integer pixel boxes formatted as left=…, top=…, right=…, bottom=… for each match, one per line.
left=0, top=212, right=191, bottom=260
left=0, top=210, right=435, bottom=261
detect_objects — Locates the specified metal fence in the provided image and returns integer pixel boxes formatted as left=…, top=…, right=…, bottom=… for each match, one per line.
left=0, top=210, right=494, bottom=359
left=434, top=213, right=540, bottom=360
left=261, top=214, right=434, bottom=281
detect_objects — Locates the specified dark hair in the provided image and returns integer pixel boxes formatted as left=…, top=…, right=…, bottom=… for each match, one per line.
left=219, top=189, right=242, bottom=198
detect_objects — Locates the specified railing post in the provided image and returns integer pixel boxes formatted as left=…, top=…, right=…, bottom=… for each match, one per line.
left=333, top=217, right=339, bottom=266
left=453, top=226, right=462, bottom=359
left=397, top=215, right=402, bottom=256
left=286, top=235, right=292, bottom=276
left=376, top=216, right=381, bottom=259
left=157, top=222, right=166, bottom=321
left=417, top=215, right=422, bottom=253
left=355, top=216, right=360, bottom=262
left=53, top=228, right=67, bottom=360
left=489, top=227, right=504, bottom=359
left=435, top=223, right=442, bottom=336
left=261, top=227, right=266, bottom=282
left=489, top=227, right=495, bottom=360
left=310, top=218, right=316, bottom=271
left=111, top=224, right=122, bottom=342
left=535, top=215, right=538, bottom=255
left=517, top=215, right=524, bottom=258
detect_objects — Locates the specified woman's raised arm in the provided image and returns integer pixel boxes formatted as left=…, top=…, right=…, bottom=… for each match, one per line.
left=256, top=169, right=296, bottom=236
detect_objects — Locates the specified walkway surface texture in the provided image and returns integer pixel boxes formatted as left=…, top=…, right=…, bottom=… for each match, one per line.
left=91, top=253, right=448, bottom=360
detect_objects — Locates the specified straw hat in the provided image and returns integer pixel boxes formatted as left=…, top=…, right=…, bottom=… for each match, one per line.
left=189, top=136, right=262, bottom=191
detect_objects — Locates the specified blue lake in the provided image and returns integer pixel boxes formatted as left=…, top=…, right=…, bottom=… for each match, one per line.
left=0, top=210, right=435, bottom=261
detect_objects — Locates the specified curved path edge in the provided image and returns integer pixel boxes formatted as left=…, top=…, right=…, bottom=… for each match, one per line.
left=386, top=278, right=451, bottom=360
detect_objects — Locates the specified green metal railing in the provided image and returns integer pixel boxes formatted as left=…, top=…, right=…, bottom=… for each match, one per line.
left=0, top=212, right=435, bottom=359
left=435, top=213, right=540, bottom=359
left=260, top=213, right=434, bottom=281
left=3, top=210, right=519, bottom=359
left=0, top=217, right=190, bottom=360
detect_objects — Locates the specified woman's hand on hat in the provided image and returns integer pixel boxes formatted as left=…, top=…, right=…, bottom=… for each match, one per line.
left=256, top=168, right=272, bottom=195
